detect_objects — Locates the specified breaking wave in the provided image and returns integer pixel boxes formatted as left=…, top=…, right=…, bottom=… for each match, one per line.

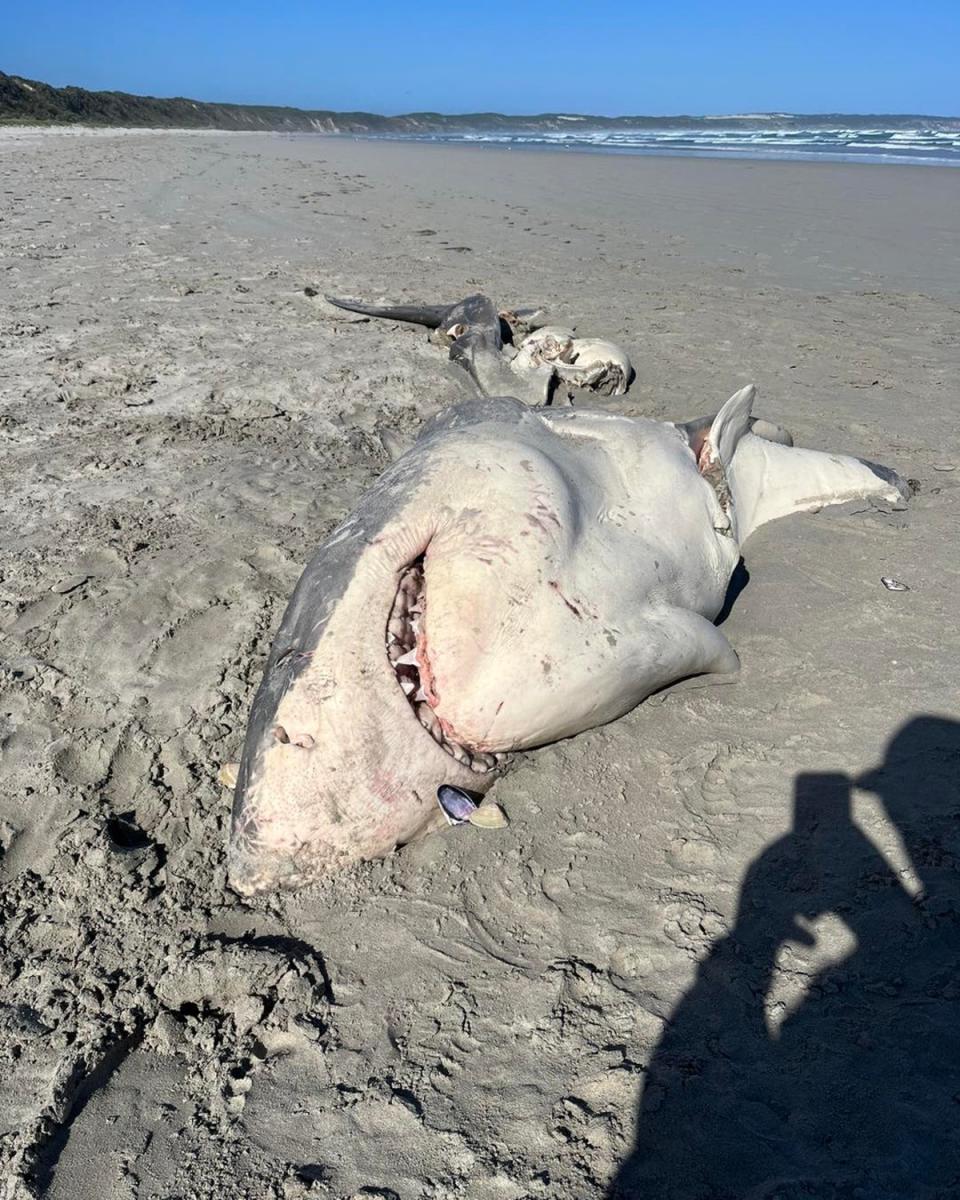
left=363, top=127, right=960, bottom=167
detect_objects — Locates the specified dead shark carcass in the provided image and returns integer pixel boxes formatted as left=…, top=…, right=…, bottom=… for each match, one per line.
left=228, top=369, right=907, bottom=894
left=322, top=292, right=634, bottom=404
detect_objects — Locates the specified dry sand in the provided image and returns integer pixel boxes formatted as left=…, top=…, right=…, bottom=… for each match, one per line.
left=1, top=128, right=959, bottom=1199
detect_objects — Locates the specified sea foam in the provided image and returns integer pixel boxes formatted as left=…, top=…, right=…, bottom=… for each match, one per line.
left=361, top=127, right=960, bottom=167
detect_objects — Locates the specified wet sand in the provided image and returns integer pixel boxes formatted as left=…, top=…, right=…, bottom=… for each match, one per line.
left=1, top=128, right=959, bottom=1198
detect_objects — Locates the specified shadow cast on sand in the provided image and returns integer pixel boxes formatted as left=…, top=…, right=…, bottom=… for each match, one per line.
left=608, top=715, right=960, bottom=1199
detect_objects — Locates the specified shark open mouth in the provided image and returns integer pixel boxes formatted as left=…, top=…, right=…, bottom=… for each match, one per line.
left=386, top=557, right=504, bottom=775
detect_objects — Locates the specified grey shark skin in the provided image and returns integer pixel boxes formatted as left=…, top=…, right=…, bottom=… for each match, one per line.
left=322, top=295, right=454, bottom=329
left=326, top=293, right=552, bottom=405
left=229, top=388, right=908, bottom=895
left=324, top=293, right=545, bottom=339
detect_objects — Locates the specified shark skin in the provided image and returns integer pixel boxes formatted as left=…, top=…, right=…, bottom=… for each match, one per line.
left=228, top=388, right=907, bottom=894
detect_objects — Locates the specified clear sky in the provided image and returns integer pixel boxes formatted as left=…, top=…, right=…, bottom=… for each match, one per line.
left=4, top=0, right=958, bottom=116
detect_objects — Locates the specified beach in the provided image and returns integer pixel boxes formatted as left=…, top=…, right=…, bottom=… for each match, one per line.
left=1, top=128, right=959, bottom=1198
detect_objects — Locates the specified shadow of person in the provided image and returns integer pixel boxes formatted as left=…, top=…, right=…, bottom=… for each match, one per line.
left=608, top=716, right=960, bottom=1199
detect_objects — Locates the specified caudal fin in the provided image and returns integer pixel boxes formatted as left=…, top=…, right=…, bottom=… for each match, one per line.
left=325, top=295, right=451, bottom=328
left=728, top=434, right=909, bottom=542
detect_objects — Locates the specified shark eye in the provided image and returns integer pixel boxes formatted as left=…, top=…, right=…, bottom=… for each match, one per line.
left=273, top=725, right=290, bottom=744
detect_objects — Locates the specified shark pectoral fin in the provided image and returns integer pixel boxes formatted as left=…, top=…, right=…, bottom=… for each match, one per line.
left=748, top=418, right=794, bottom=448
left=641, top=607, right=741, bottom=694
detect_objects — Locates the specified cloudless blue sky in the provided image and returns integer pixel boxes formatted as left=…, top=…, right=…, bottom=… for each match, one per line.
left=4, top=1, right=958, bottom=115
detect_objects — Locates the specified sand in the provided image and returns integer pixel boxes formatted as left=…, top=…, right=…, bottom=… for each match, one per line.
left=1, top=128, right=958, bottom=1199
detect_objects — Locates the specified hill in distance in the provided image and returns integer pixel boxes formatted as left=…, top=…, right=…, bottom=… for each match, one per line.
left=2, top=70, right=958, bottom=133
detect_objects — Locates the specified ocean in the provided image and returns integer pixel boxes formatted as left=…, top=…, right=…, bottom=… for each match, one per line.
left=363, top=126, right=960, bottom=167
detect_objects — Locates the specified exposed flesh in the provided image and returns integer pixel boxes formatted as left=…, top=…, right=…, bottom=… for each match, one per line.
left=385, top=558, right=505, bottom=776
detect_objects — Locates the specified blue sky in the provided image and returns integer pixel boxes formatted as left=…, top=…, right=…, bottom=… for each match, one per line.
left=5, top=1, right=958, bottom=115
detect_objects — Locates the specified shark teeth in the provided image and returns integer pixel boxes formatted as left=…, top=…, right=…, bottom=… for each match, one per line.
left=387, top=558, right=507, bottom=776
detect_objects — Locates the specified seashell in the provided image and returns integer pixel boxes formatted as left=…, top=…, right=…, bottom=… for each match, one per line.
left=218, top=762, right=239, bottom=789
left=880, top=576, right=910, bottom=592
left=467, top=803, right=509, bottom=829
left=437, top=784, right=477, bottom=825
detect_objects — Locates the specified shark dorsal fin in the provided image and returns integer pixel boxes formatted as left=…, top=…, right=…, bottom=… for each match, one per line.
left=698, top=384, right=756, bottom=474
